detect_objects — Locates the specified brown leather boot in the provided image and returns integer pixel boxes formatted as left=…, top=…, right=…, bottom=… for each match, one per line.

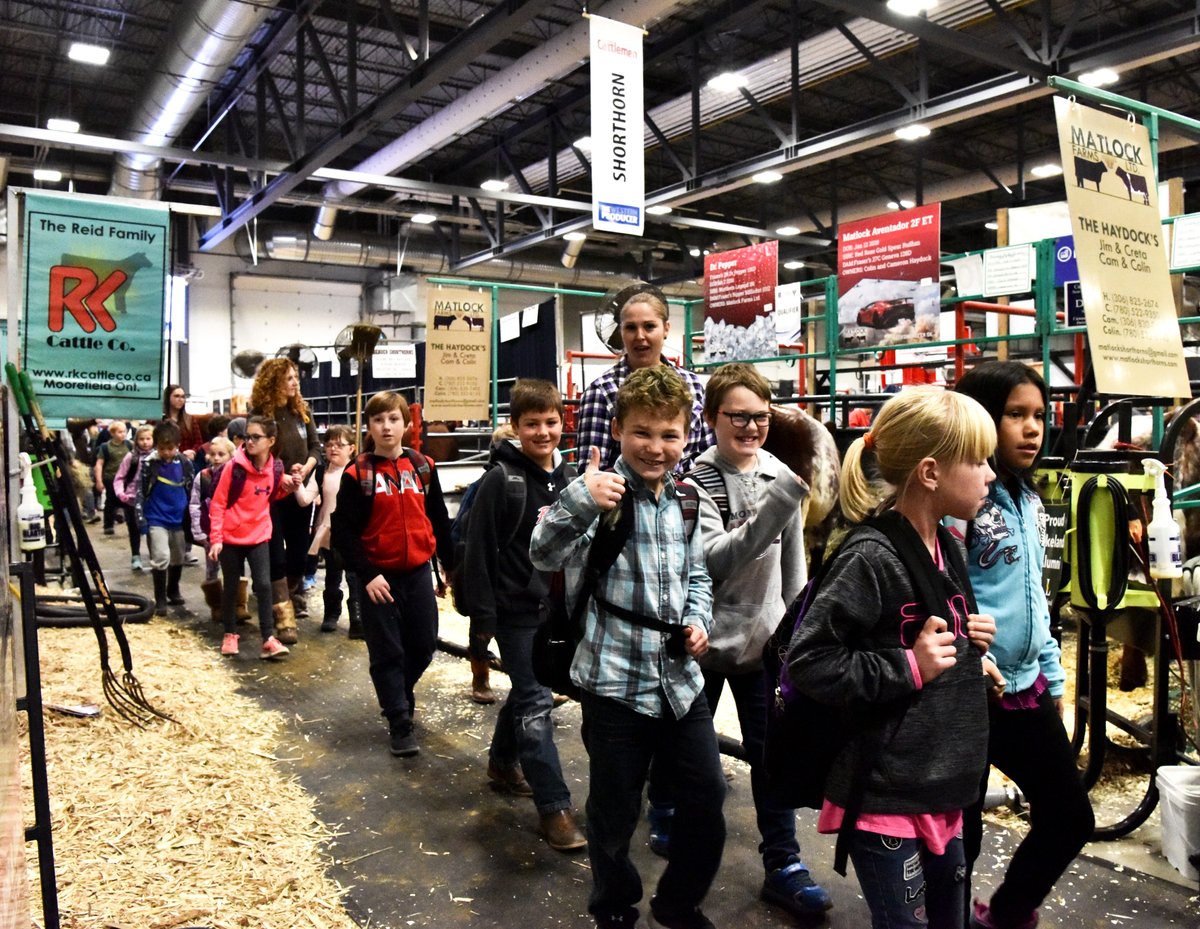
left=200, top=578, right=223, bottom=623
left=288, top=574, right=309, bottom=618
left=272, top=578, right=298, bottom=644
left=539, top=810, right=586, bottom=852
left=236, top=577, right=252, bottom=623
left=470, top=657, right=496, bottom=704
left=487, top=761, right=533, bottom=797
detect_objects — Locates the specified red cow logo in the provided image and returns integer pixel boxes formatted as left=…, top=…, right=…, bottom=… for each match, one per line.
left=47, top=251, right=152, bottom=333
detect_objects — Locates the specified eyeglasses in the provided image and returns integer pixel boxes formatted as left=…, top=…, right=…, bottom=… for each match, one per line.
left=719, top=410, right=772, bottom=428
left=244, top=433, right=268, bottom=443
left=324, top=441, right=351, bottom=448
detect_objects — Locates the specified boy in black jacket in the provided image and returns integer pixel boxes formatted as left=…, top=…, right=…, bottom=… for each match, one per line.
left=458, top=379, right=585, bottom=852
left=330, top=391, right=453, bottom=758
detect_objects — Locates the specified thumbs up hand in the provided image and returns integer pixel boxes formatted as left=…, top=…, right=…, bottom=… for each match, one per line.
left=583, top=445, right=625, bottom=511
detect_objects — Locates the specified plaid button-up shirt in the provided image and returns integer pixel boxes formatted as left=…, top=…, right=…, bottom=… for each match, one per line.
left=575, top=356, right=714, bottom=470
left=529, top=458, right=713, bottom=719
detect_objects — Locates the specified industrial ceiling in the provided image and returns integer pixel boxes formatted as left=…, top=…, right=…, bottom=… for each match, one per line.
left=3, top=0, right=1200, bottom=286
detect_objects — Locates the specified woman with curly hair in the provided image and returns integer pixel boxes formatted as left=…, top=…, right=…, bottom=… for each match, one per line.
left=250, top=358, right=320, bottom=644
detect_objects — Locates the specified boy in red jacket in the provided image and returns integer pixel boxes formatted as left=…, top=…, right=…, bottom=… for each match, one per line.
left=331, top=391, right=453, bottom=757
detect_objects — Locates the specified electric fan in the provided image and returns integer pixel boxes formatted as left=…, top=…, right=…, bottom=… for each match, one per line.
left=276, top=343, right=319, bottom=378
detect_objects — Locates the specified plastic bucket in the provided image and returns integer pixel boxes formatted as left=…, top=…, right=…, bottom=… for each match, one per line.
left=1156, top=765, right=1200, bottom=880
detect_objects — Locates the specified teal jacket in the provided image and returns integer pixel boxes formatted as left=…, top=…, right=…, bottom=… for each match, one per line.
left=965, top=479, right=1066, bottom=698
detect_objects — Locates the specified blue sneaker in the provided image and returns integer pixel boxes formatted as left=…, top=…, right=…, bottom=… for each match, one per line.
left=647, top=803, right=673, bottom=858
left=303, top=573, right=317, bottom=591
left=761, top=859, right=832, bottom=916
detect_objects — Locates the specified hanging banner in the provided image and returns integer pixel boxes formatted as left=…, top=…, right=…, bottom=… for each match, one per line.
left=423, top=287, right=491, bottom=420
left=703, top=241, right=778, bottom=360
left=1054, top=97, right=1190, bottom=398
left=21, top=191, right=168, bottom=425
left=837, top=203, right=941, bottom=348
left=589, top=14, right=644, bottom=236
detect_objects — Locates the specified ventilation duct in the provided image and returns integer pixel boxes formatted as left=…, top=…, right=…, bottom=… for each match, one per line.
left=110, top=0, right=281, bottom=199
left=240, top=228, right=702, bottom=295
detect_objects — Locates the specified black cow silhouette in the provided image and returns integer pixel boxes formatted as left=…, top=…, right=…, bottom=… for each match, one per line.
left=57, top=251, right=153, bottom=315
left=1115, top=166, right=1150, bottom=205
left=432, top=311, right=485, bottom=331
left=1074, top=156, right=1107, bottom=191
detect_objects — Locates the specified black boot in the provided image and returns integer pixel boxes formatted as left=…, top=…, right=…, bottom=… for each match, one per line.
left=346, top=591, right=364, bottom=640
left=152, top=569, right=168, bottom=616
left=166, top=565, right=185, bottom=605
left=321, top=588, right=343, bottom=633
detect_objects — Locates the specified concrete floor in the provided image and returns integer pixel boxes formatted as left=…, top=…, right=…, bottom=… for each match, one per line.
left=85, top=528, right=1200, bottom=928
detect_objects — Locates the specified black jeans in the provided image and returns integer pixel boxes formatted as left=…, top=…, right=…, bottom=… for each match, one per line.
left=269, top=495, right=314, bottom=581
left=219, top=542, right=273, bottom=639
left=355, top=561, right=438, bottom=729
left=963, top=689, right=1094, bottom=926
left=579, top=689, right=726, bottom=920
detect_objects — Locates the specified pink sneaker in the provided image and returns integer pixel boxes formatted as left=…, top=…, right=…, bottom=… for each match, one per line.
left=970, top=900, right=1039, bottom=929
left=259, top=635, right=290, bottom=660
left=220, top=633, right=240, bottom=656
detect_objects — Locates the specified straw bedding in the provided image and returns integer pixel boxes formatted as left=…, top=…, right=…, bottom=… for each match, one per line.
left=20, top=619, right=356, bottom=929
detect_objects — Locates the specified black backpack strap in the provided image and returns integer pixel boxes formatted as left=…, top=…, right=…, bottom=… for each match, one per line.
left=495, top=461, right=528, bottom=549
left=685, top=462, right=730, bottom=528
left=401, top=447, right=432, bottom=491
left=674, top=480, right=700, bottom=540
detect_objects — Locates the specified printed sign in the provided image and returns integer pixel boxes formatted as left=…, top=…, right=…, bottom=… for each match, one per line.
left=21, top=191, right=168, bottom=425
left=1054, top=97, right=1190, bottom=398
left=982, top=244, right=1033, bottom=297
left=1053, top=235, right=1079, bottom=286
left=589, top=14, right=644, bottom=236
left=424, top=287, right=491, bottom=419
left=837, top=203, right=941, bottom=348
left=1170, top=213, right=1200, bottom=271
left=703, top=241, right=778, bottom=360
left=372, top=344, right=416, bottom=379
left=1039, top=503, right=1069, bottom=601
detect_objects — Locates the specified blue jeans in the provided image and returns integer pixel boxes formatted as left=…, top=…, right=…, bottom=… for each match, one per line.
left=579, top=689, right=726, bottom=920
left=703, top=668, right=801, bottom=871
left=489, top=620, right=571, bottom=814
left=849, top=830, right=966, bottom=929
left=355, top=562, right=438, bottom=728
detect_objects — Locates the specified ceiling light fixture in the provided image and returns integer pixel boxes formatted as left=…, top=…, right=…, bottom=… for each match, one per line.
left=480, top=178, right=508, bottom=192
left=410, top=212, right=437, bottom=224
left=895, top=123, right=931, bottom=141
left=574, top=136, right=592, bottom=151
left=886, top=0, right=938, bottom=15
left=985, top=221, right=999, bottom=230
left=1031, top=163, right=1063, bottom=178
left=33, top=168, right=63, bottom=182
left=68, top=42, right=110, bottom=66
left=887, top=199, right=915, bottom=210
left=752, top=170, right=783, bottom=184
left=646, top=205, right=673, bottom=216
left=775, top=225, right=801, bottom=236
left=47, top=118, right=80, bottom=133
left=707, top=72, right=748, bottom=93
left=1079, top=67, right=1119, bottom=87
left=784, top=260, right=806, bottom=270
left=689, top=247, right=702, bottom=257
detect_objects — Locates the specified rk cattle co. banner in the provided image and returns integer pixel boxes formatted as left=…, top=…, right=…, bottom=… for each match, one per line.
left=589, top=14, right=644, bottom=236
left=1054, top=97, right=1190, bottom=398
left=423, top=287, right=491, bottom=420
left=22, top=191, right=168, bottom=424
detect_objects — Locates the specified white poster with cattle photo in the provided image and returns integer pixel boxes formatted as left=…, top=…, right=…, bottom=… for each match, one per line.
left=1054, top=97, right=1190, bottom=398
left=424, top=286, right=492, bottom=420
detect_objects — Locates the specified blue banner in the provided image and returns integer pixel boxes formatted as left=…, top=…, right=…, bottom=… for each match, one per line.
left=22, top=192, right=168, bottom=425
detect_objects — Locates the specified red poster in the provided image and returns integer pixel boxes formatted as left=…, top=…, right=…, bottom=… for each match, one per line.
left=702, top=241, right=779, bottom=360
left=836, top=204, right=941, bottom=348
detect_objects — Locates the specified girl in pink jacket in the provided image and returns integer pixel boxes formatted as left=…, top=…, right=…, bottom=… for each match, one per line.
left=208, top=416, right=296, bottom=659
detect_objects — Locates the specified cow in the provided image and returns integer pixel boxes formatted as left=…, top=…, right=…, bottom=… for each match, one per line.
left=1074, top=156, right=1107, bottom=192
left=1115, top=165, right=1150, bottom=205
left=57, top=250, right=153, bottom=316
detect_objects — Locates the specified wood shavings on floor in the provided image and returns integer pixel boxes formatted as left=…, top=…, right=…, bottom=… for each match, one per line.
left=19, top=620, right=357, bottom=929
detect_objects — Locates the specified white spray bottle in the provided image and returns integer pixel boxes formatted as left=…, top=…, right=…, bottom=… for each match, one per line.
left=17, top=452, right=46, bottom=552
left=1142, top=458, right=1181, bottom=580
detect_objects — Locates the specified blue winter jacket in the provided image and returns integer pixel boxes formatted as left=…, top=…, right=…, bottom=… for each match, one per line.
left=966, top=479, right=1066, bottom=698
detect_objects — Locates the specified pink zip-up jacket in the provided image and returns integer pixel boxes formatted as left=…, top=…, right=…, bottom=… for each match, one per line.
left=208, top=447, right=290, bottom=547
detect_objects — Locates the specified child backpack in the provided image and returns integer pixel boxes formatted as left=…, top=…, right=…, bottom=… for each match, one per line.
left=212, top=456, right=285, bottom=510
left=683, top=461, right=730, bottom=527
left=532, top=479, right=701, bottom=698
left=761, top=510, right=976, bottom=875
left=352, top=448, right=430, bottom=499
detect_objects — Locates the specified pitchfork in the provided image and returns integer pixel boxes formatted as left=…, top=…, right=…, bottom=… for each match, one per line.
left=7, top=363, right=173, bottom=726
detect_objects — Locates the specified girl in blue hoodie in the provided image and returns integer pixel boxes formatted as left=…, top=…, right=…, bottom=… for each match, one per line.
left=956, top=362, right=1094, bottom=929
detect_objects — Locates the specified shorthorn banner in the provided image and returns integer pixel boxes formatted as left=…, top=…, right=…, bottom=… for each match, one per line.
left=1054, top=97, right=1190, bottom=398
left=21, top=191, right=168, bottom=424
left=589, top=14, right=644, bottom=236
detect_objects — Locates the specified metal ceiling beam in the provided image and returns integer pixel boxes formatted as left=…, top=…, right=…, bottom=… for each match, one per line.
left=798, top=0, right=1049, bottom=80
left=198, top=0, right=560, bottom=252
